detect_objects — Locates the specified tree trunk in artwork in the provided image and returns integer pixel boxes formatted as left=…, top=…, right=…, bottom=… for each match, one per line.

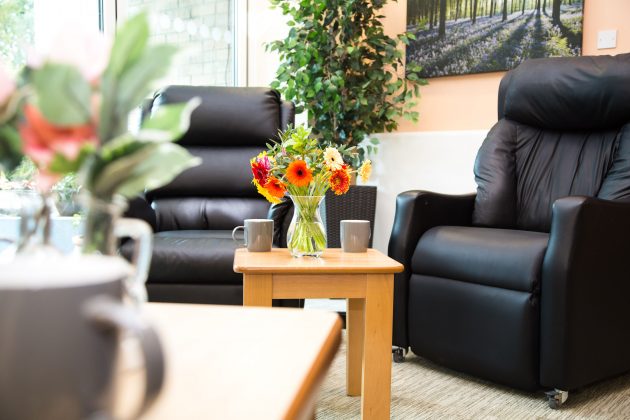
left=429, top=0, right=434, bottom=29
left=552, top=0, right=561, bottom=25
left=543, top=0, right=546, bottom=13
left=455, top=0, right=461, bottom=20
left=438, top=0, right=447, bottom=38
left=502, top=0, right=507, bottom=21
left=472, top=0, right=478, bottom=24
left=434, top=0, right=439, bottom=27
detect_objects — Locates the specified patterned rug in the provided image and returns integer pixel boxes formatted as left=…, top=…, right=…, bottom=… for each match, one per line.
left=315, top=333, right=630, bottom=419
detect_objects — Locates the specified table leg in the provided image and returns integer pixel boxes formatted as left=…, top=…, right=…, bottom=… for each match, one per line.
left=361, top=274, right=394, bottom=420
left=243, top=274, right=273, bottom=307
left=346, top=298, right=365, bottom=396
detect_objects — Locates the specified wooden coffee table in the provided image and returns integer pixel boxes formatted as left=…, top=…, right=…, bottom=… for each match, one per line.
left=234, top=248, right=404, bottom=420
left=139, top=303, right=342, bottom=420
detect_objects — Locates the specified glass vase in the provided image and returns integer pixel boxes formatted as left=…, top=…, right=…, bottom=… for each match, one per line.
left=81, top=194, right=153, bottom=306
left=287, top=195, right=327, bottom=258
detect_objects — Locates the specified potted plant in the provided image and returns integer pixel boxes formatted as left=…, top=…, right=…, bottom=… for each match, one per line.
left=267, top=0, right=426, bottom=247
left=267, top=0, right=426, bottom=166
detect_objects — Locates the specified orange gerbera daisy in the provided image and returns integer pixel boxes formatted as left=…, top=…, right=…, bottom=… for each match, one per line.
left=286, top=160, right=313, bottom=187
left=254, top=179, right=280, bottom=204
left=329, top=168, right=350, bottom=195
left=264, top=176, right=287, bottom=199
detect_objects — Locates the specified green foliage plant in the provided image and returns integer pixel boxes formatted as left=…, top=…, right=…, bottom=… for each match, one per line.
left=267, top=0, right=427, bottom=167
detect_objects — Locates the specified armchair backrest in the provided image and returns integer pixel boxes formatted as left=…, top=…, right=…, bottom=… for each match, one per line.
left=473, top=54, right=630, bottom=232
left=143, top=86, right=295, bottom=231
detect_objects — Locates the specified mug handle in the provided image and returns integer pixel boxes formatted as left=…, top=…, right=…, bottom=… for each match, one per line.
left=84, top=296, right=164, bottom=418
left=114, top=218, right=153, bottom=306
left=231, top=226, right=247, bottom=247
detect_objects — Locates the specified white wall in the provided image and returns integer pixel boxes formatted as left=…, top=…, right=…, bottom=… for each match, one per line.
left=369, top=130, right=487, bottom=252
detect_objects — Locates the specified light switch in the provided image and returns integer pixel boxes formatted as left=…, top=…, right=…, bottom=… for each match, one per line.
left=597, top=30, right=617, bottom=49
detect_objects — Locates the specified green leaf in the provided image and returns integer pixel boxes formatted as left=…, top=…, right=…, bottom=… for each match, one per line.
left=107, top=12, right=150, bottom=77
left=100, top=44, right=178, bottom=142
left=0, top=126, right=23, bottom=172
left=48, top=143, right=96, bottom=174
left=92, top=142, right=201, bottom=199
left=137, top=98, right=200, bottom=142
left=31, top=63, right=92, bottom=125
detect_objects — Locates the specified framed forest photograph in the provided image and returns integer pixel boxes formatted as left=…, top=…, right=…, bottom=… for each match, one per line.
left=406, top=0, right=584, bottom=78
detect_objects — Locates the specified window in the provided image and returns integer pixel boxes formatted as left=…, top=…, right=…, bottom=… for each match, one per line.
left=119, top=0, right=242, bottom=86
left=0, top=0, right=102, bottom=72
left=0, top=0, right=34, bottom=72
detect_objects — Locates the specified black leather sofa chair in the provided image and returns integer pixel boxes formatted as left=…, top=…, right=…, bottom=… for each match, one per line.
left=388, top=53, right=630, bottom=407
left=125, top=86, right=297, bottom=305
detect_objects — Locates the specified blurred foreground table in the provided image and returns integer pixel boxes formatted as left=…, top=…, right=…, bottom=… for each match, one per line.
left=141, top=303, right=341, bottom=420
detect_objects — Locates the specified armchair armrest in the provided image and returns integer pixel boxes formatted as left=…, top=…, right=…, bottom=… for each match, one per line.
left=388, top=190, right=475, bottom=348
left=540, top=196, right=630, bottom=390
left=388, top=190, right=476, bottom=269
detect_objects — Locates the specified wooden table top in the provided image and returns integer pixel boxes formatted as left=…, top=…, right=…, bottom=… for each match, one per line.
left=233, top=248, right=404, bottom=275
left=139, top=303, right=342, bottom=420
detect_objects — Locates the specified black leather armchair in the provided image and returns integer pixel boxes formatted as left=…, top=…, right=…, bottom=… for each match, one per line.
left=124, top=86, right=296, bottom=305
left=388, top=53, right=630, bottom=407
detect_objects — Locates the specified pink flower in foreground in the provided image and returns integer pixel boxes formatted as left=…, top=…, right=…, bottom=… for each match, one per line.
left=27, top=21, right=111, bottom=83
left=0, top=61, right=15, bottom=106
left=20, top=105, right=98, bottom=190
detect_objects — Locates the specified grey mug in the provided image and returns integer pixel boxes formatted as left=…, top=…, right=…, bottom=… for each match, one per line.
left=232, top=219, right=274, bottom=252
left=340, top=220, right=371, bottom=253
left=0, top=255, right=165, bottom=420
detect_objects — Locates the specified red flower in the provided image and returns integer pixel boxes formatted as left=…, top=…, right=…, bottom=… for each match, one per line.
left=20, top=105, right=97, bottom=164
left=286, top=159, right=313, bottom=187
left=20, top=104, right=98, bottom=190
left=329, top=168, right=350, bottom=195
left=250, top=152, right=272, bottom=186
left=264, top=176, right=287, bottom=199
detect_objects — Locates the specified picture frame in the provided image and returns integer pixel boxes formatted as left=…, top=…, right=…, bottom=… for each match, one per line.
left=406, top=0, right=584, bottom=78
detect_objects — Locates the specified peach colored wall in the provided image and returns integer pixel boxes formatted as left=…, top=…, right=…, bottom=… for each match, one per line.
left=385, top=0, right=630, bottom=132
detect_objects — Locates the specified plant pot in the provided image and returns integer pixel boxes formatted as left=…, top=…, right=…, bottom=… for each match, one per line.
left=323, top=185, right=377, bottom=248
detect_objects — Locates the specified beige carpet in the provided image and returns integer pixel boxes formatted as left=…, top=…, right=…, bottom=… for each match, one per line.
left=315, top=333, right=630, bottom=419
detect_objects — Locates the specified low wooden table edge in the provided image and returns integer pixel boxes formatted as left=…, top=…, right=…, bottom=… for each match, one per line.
left=234, top=248, right=404, bottom=420
left=140, top=303, right=342, bottom=420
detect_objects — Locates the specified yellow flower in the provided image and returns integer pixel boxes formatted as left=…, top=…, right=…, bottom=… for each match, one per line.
left=253, top=179, right=282, bottom=204
left=323, top=147, right=344, bottom=170
left=359, top=159, right=372, bottom=183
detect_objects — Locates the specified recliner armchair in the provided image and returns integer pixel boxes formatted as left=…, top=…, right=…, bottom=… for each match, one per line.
left=125, top=86, right=297, bottom=305
left=388, top=53, right=630, bottom=407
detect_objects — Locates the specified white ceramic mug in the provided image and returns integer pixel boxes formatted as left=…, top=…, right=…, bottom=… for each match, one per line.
left=340, top=220, right=371, bottom=253
left=232, top=219, right=274, bottom=252
left=0, top=254, right=164, bottom=420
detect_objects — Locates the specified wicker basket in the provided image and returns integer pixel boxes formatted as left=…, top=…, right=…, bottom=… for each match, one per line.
left=323, top=185, right=377, bottom=248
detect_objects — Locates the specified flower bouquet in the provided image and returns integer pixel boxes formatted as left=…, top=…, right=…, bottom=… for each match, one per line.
left=0, top=13, right=200, bottom=256
left=250, top=125, right=371, bottom=257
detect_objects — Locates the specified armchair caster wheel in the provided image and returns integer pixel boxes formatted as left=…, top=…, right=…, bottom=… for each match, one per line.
left=392, top=347, right=406, bottom=363
left=545, top=389, right=568, bottom=409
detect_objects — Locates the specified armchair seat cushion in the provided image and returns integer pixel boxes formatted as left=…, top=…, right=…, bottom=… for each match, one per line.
left=124, top=230, right=242, bottom=286
left=411, top=226, right=549, bottom=292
